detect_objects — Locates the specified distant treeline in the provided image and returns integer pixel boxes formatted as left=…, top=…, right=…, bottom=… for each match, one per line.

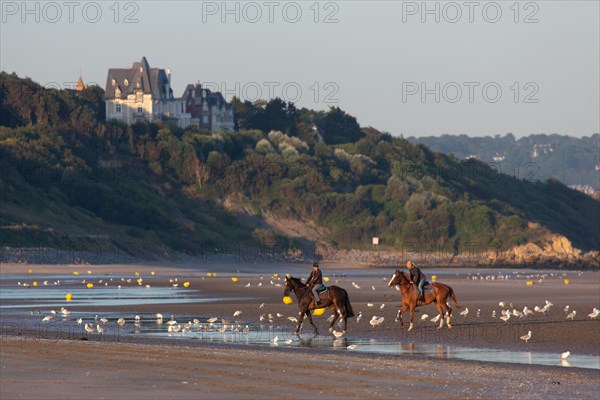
left=407, top=133, right=600, bottom=190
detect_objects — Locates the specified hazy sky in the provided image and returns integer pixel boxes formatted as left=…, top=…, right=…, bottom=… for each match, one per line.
left=1, top=1, right=598, bottom=137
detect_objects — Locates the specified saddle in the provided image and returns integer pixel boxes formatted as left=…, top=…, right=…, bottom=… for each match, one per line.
left=314, top=285, right=330, bottom=300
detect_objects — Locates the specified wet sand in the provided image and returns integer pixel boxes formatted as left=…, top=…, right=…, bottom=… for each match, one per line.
left=1, top=262, right=599, bottom=399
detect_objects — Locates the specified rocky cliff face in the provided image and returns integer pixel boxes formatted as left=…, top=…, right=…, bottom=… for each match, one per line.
left=486, top=235, right=599, bottom=267
left=321, top=235, right=599, bottom=268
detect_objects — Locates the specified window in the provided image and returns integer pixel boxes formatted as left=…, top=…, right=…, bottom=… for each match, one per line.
left=115, top=103, right=121, bottom=113
left=137, top=104, right=143, bottom=114
left=111, top=78, right=116, bottom=86
left=202, top=116, right=208, bottom=124
left=124, top=79, right=129, bottom=86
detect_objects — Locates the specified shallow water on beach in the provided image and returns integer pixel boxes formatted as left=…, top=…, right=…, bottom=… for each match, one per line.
left=0, top=285, right=250, bottom=308
left=7, top=310, right=595, bottom=370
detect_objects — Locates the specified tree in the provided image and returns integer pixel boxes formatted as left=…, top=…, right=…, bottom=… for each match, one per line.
left=321, top=106, right=364, bottom=145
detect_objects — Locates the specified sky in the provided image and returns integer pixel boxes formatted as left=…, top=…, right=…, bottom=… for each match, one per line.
left=1, top=0, right=598, bottom=138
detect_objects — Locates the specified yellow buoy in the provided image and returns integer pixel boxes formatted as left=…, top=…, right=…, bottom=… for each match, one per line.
left=73, top=271, right=79, bottom=276
left=86, top=283, right=94, bottom=289
left=231, top=277, right=239, bottom=283
left=563, top=279, right=570, bottom=285
left=312, top=308, right=325, bottom=316
left=323, top=277, right=330, bottom=283
left=183, top=281, right=190, bottom=288
left=526, top=281, right=534, bottom=286
left=28, top=269, right=33, bottom=274
left=135, top=271, right=140, bottom=276
left=65, top=293, right=72, bottom=301
left=32, top=281, right=38, bottom=287
left=431, top=275, right=438, bottom=282
left=151, top=271, right=155, bottom=276
left=283, top=296, right=293, bottom=305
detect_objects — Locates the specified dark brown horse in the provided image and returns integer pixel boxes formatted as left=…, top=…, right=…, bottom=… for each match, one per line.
left=388, top=270, right=461, bottom=331
left=284, top=276, right=355, bottom=335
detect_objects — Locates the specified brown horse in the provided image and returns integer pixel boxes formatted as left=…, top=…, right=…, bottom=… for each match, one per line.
left=388, top=270, right=461, bottom=331
left=284, top=276, right=355, bottom=335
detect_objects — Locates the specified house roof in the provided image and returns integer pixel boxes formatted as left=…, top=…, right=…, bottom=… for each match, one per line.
left=105, top=57, right=172, bottom=100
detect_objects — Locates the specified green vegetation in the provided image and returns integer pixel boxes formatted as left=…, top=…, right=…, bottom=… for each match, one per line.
left=1, top=72, right=598, bottom=260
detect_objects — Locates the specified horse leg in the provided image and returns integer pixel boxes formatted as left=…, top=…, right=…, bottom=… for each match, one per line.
left=306, top=311, right=319, bottom=335
left=294, top=310, right=305, bottom=335
left=444, top=302, right=453, bottom=329
left=328, top=305, right=339, bottom=333
left=397, top=304, right=408, bottom=328
left=435, top=301, right=445, bottom=330
left=408, top=306, right=415, bottom=331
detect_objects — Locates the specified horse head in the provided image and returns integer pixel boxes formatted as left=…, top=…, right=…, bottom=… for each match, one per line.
left=388, top=269, right=410, bottom=288
left=388, top=269, right=402, bottom=288
left=284, top=275, right=303, bottom=296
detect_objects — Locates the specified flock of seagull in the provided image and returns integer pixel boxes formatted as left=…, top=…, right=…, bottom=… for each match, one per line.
left=19, top=269, right=600, bottom=358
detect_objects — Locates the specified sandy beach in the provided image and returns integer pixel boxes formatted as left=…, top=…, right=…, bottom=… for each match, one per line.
left=1, top=261, right=599, bottom=399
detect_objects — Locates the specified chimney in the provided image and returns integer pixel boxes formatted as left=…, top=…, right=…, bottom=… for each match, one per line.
left=166, top=68, right=171, bottom=83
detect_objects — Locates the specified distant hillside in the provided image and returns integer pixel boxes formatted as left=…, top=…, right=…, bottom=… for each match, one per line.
left=407, top=134, right=600, bottom=191
left=1, top=72, right=598, bottom=266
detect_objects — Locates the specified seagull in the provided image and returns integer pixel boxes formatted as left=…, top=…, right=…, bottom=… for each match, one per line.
left=421, top=314, right=429, bottom=321
left=370, top=316, right=384, bottom=327
left=97, top=324, right=104, bottom=334
left=499, top=301, right=505, bottom=308
left=166, top=320, right=178, bottom=325
left=42, top=315, right=53, bottom=322
left=367, top=303, right=374, bottom=308
left=84, top=323, right=94, bottom=334
left=285, top=339, right=293, bottom=344
left=272, top=336, right=279, bottom=343
left=117, top=318, right=126, bottom=327
left=380, top=304, right=385, bottom=310
left=332, top=330, right=345, bottom=338
left=100, top=317, right=109, bottom=324
left=430, top=314, right=440, bottom=323
left=287, top=317, right=298, bottom=323
left=500, top=313, right=511, bottom=322
left=459, top=308, right=469, bottom=317
left=560, top=351, right=570, bottom=359
left=523, top=307, right=533, bottom=316
left=259, top=303, right=265, bottom=309
left=276, top=313, right=284, bottom=318
left=347, top=344, right=358, bottom=350
left=520, top=331, right=532, bottom=343
left=587, top=308, right=599, bottom=319
left=566, top=310, right=577, bottom=320
left=233, top=311, right=242, bottom=317
left=545, top=300, right=553, bottom=308
left=156, top=313, right=163, bottom=319
left=492, top=310, right=496, bottom=318
left=77, top=318, right=83, bottom=325
left=564, top=305, right=570, bottom=313
left=207, top=317, right=218, bottom=323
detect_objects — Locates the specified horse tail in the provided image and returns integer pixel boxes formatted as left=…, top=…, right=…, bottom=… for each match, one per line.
left=343, top=289, right=355, bottom=318
left=448, top=286, right=461, bottom=308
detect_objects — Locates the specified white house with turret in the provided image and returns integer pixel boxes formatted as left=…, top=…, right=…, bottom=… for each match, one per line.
left=104, top=57, right=191, bottom=128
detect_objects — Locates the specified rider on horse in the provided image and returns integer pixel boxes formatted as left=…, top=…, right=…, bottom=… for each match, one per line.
left=406, top=260, right=427, bottom=303
left=307, top=262, right=325, bottom=305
